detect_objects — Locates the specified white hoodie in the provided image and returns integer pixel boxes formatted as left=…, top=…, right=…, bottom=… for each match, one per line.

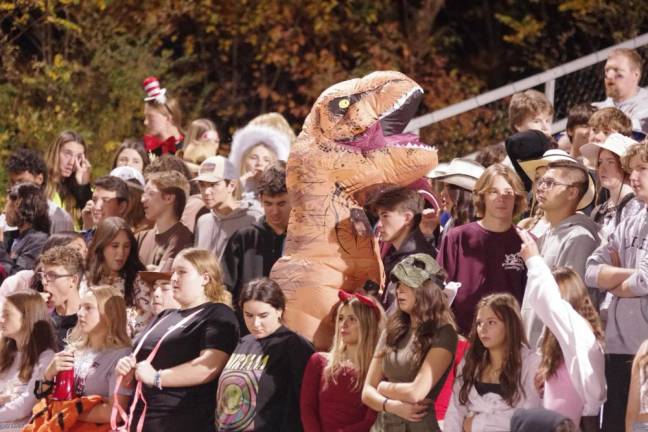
left=444, top=347, right=541, bottom=432
left=524, top=256, right=606, bottom=417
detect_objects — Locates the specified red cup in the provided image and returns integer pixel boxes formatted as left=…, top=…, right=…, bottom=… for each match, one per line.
left=52, top=369, right=76, bottom=400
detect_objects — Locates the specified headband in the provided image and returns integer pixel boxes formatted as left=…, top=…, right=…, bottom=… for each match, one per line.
left=338, top=290, right=381, bottom=319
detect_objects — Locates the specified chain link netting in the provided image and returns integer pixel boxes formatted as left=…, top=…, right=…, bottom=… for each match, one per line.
left=421, top=45, right=648, bottom=162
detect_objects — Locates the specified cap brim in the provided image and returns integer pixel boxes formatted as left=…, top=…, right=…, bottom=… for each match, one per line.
left=192, top=174, right=226, bottom=183
left=577, top=172, right=596, bottom=211
left=138, top=271, right=172, bottom=285
left=433, top=174, right=476, bottom=191
left=519, top=159, right=549, bottom=184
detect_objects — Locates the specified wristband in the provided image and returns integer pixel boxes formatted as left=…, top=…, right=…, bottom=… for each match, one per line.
left=154, top=370, right=163, bottom=390
left=382, top=397, right=390, bottom=413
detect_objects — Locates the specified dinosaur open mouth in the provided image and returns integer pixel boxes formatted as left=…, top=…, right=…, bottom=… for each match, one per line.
left=379, top=86, right=424, bottom=136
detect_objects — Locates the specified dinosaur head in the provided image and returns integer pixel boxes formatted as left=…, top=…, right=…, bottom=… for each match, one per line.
left=308, top=70, right=422, bottom=145
left=300, top=70, right=437, bottom=191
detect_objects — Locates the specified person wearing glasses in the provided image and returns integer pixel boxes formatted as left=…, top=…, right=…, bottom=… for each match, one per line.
left=80, top=176, right=130, bottom=244
left=520, top=153, right=600, bottom=347
left=0, top=183, right=51, bottom=282
left=438, top=163, right=529, bottom=335
left=39, top=245, right=85, bottom=350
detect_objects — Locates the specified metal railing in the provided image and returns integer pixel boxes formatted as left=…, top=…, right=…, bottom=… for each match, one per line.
left=405, top=33, right=648, bottom=137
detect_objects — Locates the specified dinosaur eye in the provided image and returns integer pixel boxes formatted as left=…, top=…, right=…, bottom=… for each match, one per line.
left=338, top=98, right=350, bottom=109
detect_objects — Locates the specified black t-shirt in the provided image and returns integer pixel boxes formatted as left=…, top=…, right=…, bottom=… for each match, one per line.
left=131, top=302, right=239, bottom=429
left=51, top=310, right=78, bottom=351
left=215, top=325, right=314, bottom=432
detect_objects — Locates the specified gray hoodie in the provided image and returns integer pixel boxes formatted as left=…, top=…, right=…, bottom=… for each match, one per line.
left=522, top=213, right=602, bottom=347
left=194, top=201, right=263, bottom=259
left=585, top=208, right=648, bottom=355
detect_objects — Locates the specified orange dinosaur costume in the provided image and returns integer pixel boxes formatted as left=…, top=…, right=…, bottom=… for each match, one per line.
left=22, top=395, right=109, bottom=432
left=270, top=71, right=438, bottom=349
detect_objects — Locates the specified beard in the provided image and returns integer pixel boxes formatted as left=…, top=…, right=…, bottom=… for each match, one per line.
left=605, top=82, right=621, bottom=100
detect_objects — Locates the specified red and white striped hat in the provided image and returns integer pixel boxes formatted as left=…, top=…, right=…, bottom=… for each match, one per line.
left=142, top=76, right=167, bottom=103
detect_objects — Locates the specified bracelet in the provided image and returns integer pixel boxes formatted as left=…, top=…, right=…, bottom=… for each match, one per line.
left=382, top=397, right=390, bottom=413
left=34, top=379, right=55, bottom=399
left=154, top=370, right=163, bottom=390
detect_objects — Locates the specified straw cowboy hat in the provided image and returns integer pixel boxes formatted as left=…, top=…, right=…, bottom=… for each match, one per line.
left=426, top=158, right=485, bottom=192
left=519, top=149, right=596, bottom=210
left=579, top=133, right=637, bottom=166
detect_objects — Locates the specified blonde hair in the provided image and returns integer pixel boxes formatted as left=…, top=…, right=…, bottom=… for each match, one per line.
left=66, top=286, right=131, bottom=350
left=508, top=90, right=554, bottom=130
left=239, top=143, right=279, bottom=177
left=589, top=107, right=632, bottom=137
left=176, top=248, right=232, bottom=306
left=609, top=48, right=643, bottom=77
left=324, top=298, right=384, bottom=392
left=623, top=140, right=648, bottom=172
left=146, top=97, right=183, bottom=133
left=634, top=338, right=648, bottom=381
left=473, top=164, right=527, bottom=219
left=249, top=112, right=297, bottom=145
left=44, top=130, right=88, bottom=220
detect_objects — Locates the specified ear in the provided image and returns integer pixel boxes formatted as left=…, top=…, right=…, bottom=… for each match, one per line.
left=201, top=272, right=210, bottom=287
left=162, top=192, right=175, bottom=205
left=35, top=173, right=45, bottom=186
left=403, top=211, right=415, bottom=224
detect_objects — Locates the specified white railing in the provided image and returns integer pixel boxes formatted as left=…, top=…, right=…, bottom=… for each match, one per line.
left=405, top=33, right=648, bottom=136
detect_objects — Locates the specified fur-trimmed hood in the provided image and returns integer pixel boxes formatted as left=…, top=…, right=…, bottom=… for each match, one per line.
left=228, top=124, right=291, bottom=175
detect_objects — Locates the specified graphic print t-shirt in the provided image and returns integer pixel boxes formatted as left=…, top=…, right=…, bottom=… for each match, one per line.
left=216, top=326, right=314, bottom=431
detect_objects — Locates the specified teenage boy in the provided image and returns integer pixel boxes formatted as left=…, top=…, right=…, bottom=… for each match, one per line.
left=40, top=245, right=84, bottom=350
left=5, top=148, right=73, bottom=233
left=221, top=164, right=291, bottom=331
left=438, top=164, right=528, bottom=335
left=585, top=142, right=648, bottom=431
left=371, top=186, right=436, bottom=309
left=81, top=175, right=130, bottom=242
left=194, top=156, right=263, bottom=258
left=505, top=90, right=556, bottom=191
left=521, top=154, right=600, bottom=346
left=137, top=170, right=193, bottom=272
left=508, top=89, right=554, bottom=137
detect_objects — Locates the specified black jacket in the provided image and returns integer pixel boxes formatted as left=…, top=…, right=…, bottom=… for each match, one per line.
left=221, top=216, right=285, bottom=303
left=0, top=228, right=48, bottom=280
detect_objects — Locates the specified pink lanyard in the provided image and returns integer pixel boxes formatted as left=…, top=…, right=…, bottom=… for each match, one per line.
left=110, top=308, right=203, bottom=432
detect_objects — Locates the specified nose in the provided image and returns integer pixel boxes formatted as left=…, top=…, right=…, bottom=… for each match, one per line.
left=253, top=317, right=262, bottom=328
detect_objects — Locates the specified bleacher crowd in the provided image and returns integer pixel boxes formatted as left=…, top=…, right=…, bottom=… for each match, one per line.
left=1, top=48, right=648, bottom=432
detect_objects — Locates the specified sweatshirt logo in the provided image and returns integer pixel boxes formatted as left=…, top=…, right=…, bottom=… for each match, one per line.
left=217, top=354, right=270, bottom=431
left=502, top=253, right=525, bottom=271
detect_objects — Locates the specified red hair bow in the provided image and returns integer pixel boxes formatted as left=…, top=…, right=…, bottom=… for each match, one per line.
left=338, top=290, right=381, bottom=318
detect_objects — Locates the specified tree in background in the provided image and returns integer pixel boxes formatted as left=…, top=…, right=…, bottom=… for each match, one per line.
left=0, top=0, right=646, bottom=185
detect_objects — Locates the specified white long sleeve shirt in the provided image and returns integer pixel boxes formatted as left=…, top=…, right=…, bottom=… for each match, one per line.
left=524, top=255, right=606, bottom=417
left=444, top=347, right=541, bottom=432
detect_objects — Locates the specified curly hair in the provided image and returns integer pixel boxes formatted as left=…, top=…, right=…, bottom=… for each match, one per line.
left=459, top=293, right=527, bottom=407
left=540, top=267, right=604, bottom=380
left=8, top=183, right=51, bottom=234
left=383, top=278, right=456, bottom=367
left=6, top=148, right=48, bottom=185
left=257, top=163, right=287, bottom=197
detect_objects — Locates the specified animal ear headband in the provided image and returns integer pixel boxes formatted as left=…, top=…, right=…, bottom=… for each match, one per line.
left=338, top=290, right=381, bottom=319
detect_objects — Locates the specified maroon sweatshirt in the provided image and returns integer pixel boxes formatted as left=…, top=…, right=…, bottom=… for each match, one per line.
left=438, top=222, right=527, bottom=334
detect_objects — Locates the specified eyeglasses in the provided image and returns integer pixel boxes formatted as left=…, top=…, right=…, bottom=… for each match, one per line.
left=536, top=178, right=579, bottom=190
left=38, top=272, right=74, bottom=282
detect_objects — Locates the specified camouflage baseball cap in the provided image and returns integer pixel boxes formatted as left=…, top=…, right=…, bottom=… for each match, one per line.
left=390, top=253, right=445, bottom=289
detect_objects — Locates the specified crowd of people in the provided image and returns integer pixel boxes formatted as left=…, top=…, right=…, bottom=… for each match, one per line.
left=0, top=48, right=647, bottom=432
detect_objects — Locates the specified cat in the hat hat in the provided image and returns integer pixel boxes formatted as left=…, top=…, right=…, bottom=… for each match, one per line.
left=142, top=76, right=184, bottom=156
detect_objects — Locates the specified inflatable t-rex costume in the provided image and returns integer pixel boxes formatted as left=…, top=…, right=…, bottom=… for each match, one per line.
left=270, top=71, right=438, bottom=349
